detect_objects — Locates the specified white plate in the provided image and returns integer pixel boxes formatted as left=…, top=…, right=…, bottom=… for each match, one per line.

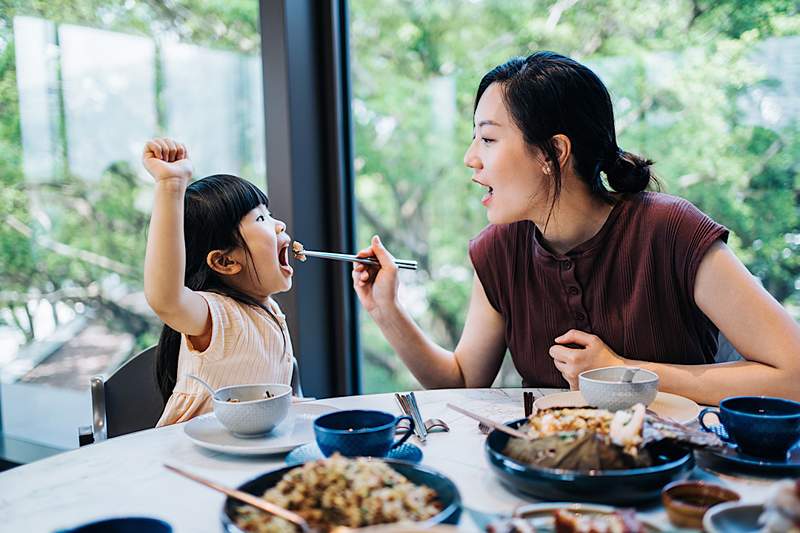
left=703, top=501, right=764, bottom=533
left=533, top=391, right=700, bottom=425
left=512, top=503, right=662, bottom=532
left=184, top=403, right=337, bottom=455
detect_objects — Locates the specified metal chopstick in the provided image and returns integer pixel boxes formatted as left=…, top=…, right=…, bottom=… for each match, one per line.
left=300, top=250, right=417, bottom=270
left=407, top=392, right=429, bottom=440
left=395, top=393, right=426, bottom=442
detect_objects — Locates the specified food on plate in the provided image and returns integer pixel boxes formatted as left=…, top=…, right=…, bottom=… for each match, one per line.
left=485, top=508, right=645, bottom=533
left=235, top=454, right=442, bottom=532
left=503, top=403, right=720, bottom=472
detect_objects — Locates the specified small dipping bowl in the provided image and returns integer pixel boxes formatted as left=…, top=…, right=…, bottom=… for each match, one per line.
left=661, top=480, right=740, bottom=529
left=579, top=366, right=659, bottom=411
left=212, top=383, right=292, bottom=437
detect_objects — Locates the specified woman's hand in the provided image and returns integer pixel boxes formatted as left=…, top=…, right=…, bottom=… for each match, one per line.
left=142, top=138, right=192, bottom=184
left=351, top=235, right=400, bottom=317
left=549, top=329, right=625, bottom=389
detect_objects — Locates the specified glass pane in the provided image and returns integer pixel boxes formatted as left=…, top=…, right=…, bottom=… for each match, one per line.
left=350, top=1, right=800, bottom=393
left=0, top=3, right=263, bottom=452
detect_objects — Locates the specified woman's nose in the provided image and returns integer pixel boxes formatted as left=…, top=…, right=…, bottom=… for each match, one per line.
left=275, top=220, right=286, bottom=234
left=463, top=139, right=482, bottom=169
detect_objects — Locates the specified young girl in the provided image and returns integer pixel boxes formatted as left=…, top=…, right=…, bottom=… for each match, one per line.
left=142, top=137, right=295, bottom=426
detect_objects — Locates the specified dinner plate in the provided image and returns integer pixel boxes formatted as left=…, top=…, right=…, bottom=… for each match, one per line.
left=220, top=459, right=462, bottom=533
left=703, top=501, right=764, bottom=533
left=513, top=502, right=663, bottom=532
left=534, top=390, right=700, bottom=424
left=184, top=403, right=337, bottom=455
left=485, top=418, right=694, bottom=505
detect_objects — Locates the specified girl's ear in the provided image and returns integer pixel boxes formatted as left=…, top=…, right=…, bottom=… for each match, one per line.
left=207, top=250, right=242, bottom=275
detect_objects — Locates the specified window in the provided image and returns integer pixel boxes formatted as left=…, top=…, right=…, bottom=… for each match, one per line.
left=350, top=1, right=800, bottom=393
left=1, top=2, right=264, bottom=453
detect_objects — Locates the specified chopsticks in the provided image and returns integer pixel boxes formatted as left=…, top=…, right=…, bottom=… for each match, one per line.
left=395, top=392, right=427, bottom=442
left=300, top=250, right=417, bottom=271
left=164, top=464, right=312, bottom=532
left=446, top=403, right=533, bottom=441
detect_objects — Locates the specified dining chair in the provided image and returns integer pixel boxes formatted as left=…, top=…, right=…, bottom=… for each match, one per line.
left=89, top=345, right=164, bottom=443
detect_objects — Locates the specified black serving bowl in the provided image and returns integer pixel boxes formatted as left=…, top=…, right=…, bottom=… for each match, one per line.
left=221, top=458, right=461, bottom=532
left=485, top=418, right=694, bottom=505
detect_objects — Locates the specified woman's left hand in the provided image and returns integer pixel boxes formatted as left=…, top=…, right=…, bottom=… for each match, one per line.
left=549, top=329, right=625, bottom=389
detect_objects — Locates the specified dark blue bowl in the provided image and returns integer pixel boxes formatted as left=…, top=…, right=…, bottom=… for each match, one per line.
left=220, top=458, right=461, bottom=532
left=54, top=517, right=172, bottom=533
left=485, top=418, right=694, bottom=505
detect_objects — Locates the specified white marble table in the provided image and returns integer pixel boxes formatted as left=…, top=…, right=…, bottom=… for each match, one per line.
left=0, top=388, right=782, bottom=532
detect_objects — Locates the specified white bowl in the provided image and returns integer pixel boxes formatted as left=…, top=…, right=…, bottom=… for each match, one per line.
left=578, top=366, right=659, bottom=411
left=212, top=383, right=292, bottom=437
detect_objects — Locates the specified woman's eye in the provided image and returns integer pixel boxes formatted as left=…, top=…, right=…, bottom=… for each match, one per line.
left=256, top=215, right=265, bottom=222
left=481, top=137, right=495, bottom=145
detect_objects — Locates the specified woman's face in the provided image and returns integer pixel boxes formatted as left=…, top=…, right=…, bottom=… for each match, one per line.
left=464, top=82, right=549, bottom=225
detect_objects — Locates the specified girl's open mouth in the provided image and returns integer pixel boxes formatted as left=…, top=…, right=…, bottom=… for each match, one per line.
left=278, top=243, right=293, bottom=276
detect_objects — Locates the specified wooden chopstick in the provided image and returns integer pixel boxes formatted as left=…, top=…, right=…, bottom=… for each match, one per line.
left=446, top=403, right=533, bottom=441
left=164, top=464, right=310, bottom=531
left=300, top=250, right=417, bottom=270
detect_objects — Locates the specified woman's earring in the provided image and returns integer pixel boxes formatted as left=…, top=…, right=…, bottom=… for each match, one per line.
left=542, top=166, right=550, bottom=175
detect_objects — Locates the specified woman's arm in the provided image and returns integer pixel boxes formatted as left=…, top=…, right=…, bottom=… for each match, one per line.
left=143, top=138, right=210, bottom=337
left=352, top=236, right=507, bottom=388
left=551, top=241, right=800, bottom=404
left=639, top=240, right=800, bottom=404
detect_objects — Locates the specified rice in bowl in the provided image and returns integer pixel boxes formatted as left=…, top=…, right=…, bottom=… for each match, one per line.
left=236, top=454, right=442, bottom=533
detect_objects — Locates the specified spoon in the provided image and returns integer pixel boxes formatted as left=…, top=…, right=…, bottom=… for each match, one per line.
left=621, top=367, right=640, bottom=383
left=187, top=374, right=222, bottom=401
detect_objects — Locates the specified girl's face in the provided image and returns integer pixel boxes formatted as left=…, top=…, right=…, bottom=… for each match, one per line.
left=234, top=204, right=293, bottom=296
left=463, top=82, right=550, bottom=225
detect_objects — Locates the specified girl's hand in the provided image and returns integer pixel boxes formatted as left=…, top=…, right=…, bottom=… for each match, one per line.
left=548, top=329, right=625, bottom=389
left=142, top=138, right=193, bottom=184
left=351, top=235, right=400, bottom=317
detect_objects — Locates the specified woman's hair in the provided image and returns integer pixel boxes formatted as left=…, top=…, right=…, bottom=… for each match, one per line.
left=154, top=174, right=286, bottom=403
left=474, top=51, right=657, bottom=217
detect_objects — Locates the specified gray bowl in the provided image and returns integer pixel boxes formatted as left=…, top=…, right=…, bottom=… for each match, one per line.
left=578, top=366, right=659, bottom=411
left=212, top=383, right=292, bottom=437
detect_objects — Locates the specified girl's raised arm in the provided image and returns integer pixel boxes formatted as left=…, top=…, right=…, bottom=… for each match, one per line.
left=143, top=138, right=210, bottom=337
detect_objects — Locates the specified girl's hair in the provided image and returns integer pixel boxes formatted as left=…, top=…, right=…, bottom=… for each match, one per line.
left=474, top=51, right=658, bottom=222
left=154, top=174, right=286, bottom=403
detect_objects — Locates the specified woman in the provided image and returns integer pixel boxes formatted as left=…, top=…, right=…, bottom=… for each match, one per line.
left=352, top=51, right=800, bottom=405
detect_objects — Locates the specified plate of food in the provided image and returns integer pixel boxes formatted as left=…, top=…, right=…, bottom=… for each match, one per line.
left=483, top=502, right=663, bottom=532
left=221, top=455, right=462, bottom=532
left=485, top=403, right=721, bottom=504
left=534, top=390, right=700, bottom=424
left=184, top=403, right=337, bottom=455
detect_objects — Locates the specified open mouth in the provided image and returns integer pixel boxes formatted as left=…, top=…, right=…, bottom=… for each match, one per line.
left=474, top=179, right=494, bottom=205
left=278, top=243, right=293, bottom=276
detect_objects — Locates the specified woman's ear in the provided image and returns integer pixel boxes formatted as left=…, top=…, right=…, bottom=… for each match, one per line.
left=207, top=250, right=242, bottom=275
left=551, top=134, right=572, bottom=170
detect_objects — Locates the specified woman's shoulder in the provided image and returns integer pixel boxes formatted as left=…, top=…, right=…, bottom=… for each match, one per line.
left=631, top=191, right=706, bottom=217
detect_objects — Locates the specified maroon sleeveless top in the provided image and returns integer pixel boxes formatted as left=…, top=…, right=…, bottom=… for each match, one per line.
left=468, top=192, right=729, bottom=388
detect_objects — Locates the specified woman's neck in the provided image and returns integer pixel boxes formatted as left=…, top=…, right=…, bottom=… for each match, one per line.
left=533, top=182, right=616, bottom=256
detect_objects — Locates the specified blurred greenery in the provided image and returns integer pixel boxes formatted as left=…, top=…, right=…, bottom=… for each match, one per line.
left=0, top=1, right=798, bottom=396
left=349, top=0, right=800, bottom=392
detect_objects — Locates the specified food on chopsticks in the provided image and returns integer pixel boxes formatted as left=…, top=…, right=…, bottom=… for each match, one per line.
left=292, top=241, right=307, bottom=262
left=485, top=508, right=645, bottom=533
left=503, top=403, right=720, bottom=472
left=759, top=479, right=800, bottom=533
left=235, top=454, right=442, bottom=533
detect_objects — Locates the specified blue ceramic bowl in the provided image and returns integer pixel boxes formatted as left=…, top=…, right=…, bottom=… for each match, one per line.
left=485, top=418, right=694, bottom=505
left=699, top=396, right=800, bottom=459
left=54, top=517, right=172, bottom=533
left=220, top=459, right=461, bottom=532
left=313, top=409, right=414, bottom=458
